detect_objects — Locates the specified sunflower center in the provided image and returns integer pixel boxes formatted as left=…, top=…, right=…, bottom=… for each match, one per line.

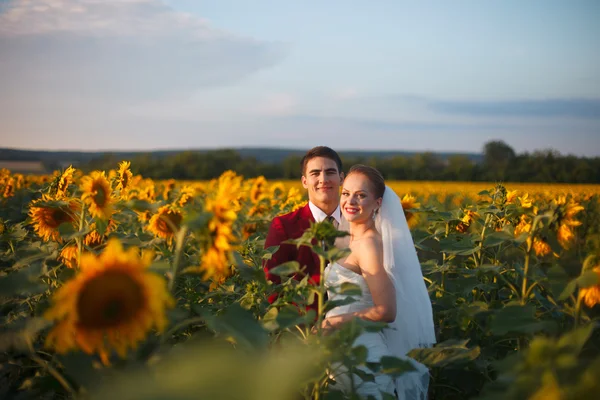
left=48, top=208, right=72, bottom=228
left=77, top=270, right=144, bottom=329
left=158, top=212, right=182, bottom=234
left=92, top=183, right=107, bottom=207
left=120, top=174, right=129, bottom=190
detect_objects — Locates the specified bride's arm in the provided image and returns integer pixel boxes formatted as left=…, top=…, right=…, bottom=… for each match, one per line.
left=322, top=237, right=397, bottom=331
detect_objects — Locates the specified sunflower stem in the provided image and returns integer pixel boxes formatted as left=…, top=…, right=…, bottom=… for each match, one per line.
left=521, top=219, right=539, bottom=305
left=26, top=337, right=76, bottom=396
left=574, top=292, right=584, bottom=328
left=316, top=251, right=327, bottom=334
left=77, top=203, right=85, bottom=267
left=168, top=226, right=188, bottom=292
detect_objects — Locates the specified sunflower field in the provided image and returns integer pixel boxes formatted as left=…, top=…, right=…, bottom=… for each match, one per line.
left=1, top=165, right=600, bottom=399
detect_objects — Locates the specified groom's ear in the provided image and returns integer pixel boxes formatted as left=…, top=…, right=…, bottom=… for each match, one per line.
left=340, top=171, right=345, bottom=181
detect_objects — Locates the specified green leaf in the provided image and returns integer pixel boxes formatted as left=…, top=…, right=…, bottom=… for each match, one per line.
left=556, top=324, right=595, bottom=354
left=0, top=317, right=52, bottom=353
left=95, top=218, right=108, bottom=236
left=438, top=236, right=479, bottom=256
left=148, top=261, right=171, bottom=274
left=0, top=263, right=46, bottom=296
left=59, top=352, right=103, bottom=387
left=323, top=297, right=358, bottom=315
left=558, top=278, right=578, bottom=301
left=125, top=199, right=158, bottom=212
left=236, top=263, right=267, bottom=286
left=379, top=356, right=417, bottom=377
left=269, top=261, right=301, bottom=277
left=201, top=304, right=268, bottom=350
left=461, top=301, right=490, bottom=317
left=57, top=221, right=76, bottom=236
left=338, top=282, right=363, bottom=296
left=483, top=231, right=514, bottom=247
left=490, top=304, right=556, bottom=336
left=351, top=345, right=368, bottom=364
left=408, top=339, right=481, bottom=368
left=477, top=264, right=504, bottom=274
left=183, top=211, right=213, bottom=231
left=576, top=269, right=600, bottom=288
left=261, top=245, right=280, bottom=261
left=545, top=264, right=572, bottom=300
left=350, top=366, right=376, bottom=383
left=275, top=305, right=306, bottom=330
left=261, top=307, right=279, bottom=332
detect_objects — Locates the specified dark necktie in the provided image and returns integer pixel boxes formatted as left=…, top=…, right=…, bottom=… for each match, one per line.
left=326, top=215, right=338, bottom=229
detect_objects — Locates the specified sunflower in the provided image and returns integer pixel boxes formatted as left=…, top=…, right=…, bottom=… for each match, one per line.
left=59, top=244, right=79, bottom=269
left=2, top=177, right=14, bottom=198
left=177, top=185, right=196, bottom=207
left=401, top=194, right=421, bottom=228
left=55, top=166, right=76, bottom=199
left=249, top=176, right=268, bottom=203
left=29, top=195, right=80, bottom=242
left=116, top=161, right=133, bottom=193
left=456, top=209, right=479, bottom=233
left=579, top=267, right=600, bottom=308
left=553, top=196, right=584, bottom=250
left=84, top=220, right=117, bottom=247
left=269, top=182, right=286, bottom=199
left=195, top=244, right=232, bottom=281
left=282, top=187, right=305, bottom=212
left=532, top=238, right=552, bottom=257
left=519, top=193, right=533, bottom=208
left=162, top=179, right=177, bottom=201
left=513, top=215, right=531, bottom=238
left=44, top=239, right=175, bottom=365
left=136, top=210, right=152, bottom=223
left=81, top=171, right=114, bottom=220
left=505, top=190, right=518, bottom=204
left=147, top=205, right=183, bottom=243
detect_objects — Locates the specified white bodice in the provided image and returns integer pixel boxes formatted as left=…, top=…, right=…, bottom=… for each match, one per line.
left=324, top=262, right=374, bottom=318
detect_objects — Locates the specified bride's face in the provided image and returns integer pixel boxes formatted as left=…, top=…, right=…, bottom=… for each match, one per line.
left=340, top=173, right=382, bottom=223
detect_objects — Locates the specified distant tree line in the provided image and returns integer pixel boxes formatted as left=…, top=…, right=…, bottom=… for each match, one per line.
left=78, top=141, right=600, bottom=183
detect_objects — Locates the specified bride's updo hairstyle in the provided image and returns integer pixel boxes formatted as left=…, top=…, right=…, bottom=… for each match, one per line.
left=347, top=164, right=386, bottom=199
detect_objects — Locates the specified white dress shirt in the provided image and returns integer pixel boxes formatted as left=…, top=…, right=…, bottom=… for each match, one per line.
left=308, top=202, right=342, bottom=228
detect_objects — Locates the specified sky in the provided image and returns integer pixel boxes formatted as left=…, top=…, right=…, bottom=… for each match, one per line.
left=0, top=0, right=599, bottom=156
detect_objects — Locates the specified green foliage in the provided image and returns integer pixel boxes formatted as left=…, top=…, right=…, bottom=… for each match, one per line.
left=1, top=179, right=599, bottom=399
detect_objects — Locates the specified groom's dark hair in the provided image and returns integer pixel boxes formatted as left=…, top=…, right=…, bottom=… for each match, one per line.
left=300, top=146, right=343, bottom=176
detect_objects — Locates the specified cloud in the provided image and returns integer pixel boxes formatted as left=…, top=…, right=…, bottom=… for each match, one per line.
left=429, top=98, right=600, bottom=119
left=332, top=87, right=358, bottom=100
left=0, top=0, right=288, bottom=116
left=1, top=0, right=218, bottom=38
left=250, top=93, right=297, bottom=116
left=277, top=114, right=520, bottom=133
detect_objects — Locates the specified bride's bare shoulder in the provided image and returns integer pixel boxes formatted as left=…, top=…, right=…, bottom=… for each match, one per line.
left=356, top=233, right=383, bottom=256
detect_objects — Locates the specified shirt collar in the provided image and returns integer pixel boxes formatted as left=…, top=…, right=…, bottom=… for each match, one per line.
left=308, top=202, right=342, bottom=224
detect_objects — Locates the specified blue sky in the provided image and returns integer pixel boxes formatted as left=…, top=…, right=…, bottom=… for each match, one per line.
left=1, top=0, right=599, bottom=156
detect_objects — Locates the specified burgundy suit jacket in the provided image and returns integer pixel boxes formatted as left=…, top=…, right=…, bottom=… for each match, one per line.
left=263, top=204, right=321, bottom=308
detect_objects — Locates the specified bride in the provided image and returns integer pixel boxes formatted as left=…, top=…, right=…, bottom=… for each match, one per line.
left=321, top=164, right=436, bottom=399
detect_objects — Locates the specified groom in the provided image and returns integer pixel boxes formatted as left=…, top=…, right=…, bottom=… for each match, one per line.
left=263, top=146, right=344, bottom=308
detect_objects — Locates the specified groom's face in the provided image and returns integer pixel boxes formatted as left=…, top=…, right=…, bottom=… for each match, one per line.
left=301, top=156, right=343, bottom=209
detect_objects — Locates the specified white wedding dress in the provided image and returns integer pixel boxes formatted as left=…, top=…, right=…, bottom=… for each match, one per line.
left=324, top=262, right=431, bottom=400
left=323, top=185, right=435, bottom=399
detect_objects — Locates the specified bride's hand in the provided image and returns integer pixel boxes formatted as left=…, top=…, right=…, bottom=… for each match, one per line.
left=310, top=318, right=336, bottom=335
